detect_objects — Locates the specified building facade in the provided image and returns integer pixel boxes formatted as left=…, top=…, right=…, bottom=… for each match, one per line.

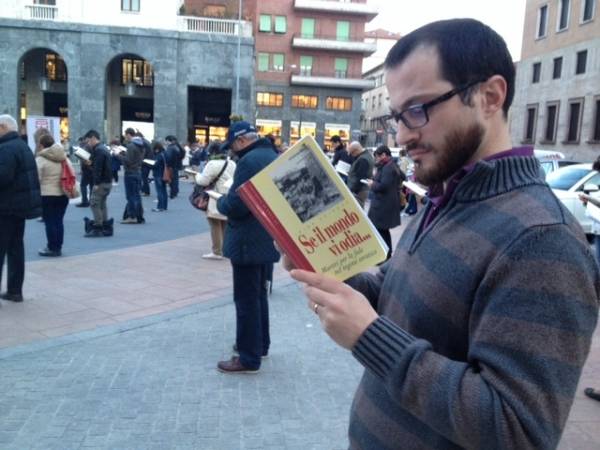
left=250, top=0, right=377, bottom=149
left=0, top=0, right=254, bottom=144
left=511, top=0, right=599, bottom=161
left=360, top=63, right=393, bottom=147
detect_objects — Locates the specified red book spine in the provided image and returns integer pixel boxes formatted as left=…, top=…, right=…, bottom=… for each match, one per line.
left=238, top=181, right=315, bottom=272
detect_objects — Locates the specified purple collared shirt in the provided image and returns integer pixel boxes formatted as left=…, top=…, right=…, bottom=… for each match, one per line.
left=421, top=146, right=534, bottom=230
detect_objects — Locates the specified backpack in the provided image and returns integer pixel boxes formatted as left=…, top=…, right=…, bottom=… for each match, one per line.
left=61, top=159, right=80, bottom=199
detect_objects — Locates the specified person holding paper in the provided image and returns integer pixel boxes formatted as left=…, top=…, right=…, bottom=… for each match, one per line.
left=345, top=141, right=374, bottom=209
left=194, top=141, right=236, bottom=260
left=284, top=19, right=599, bottom=449
left=215, top=121, right=280, bottom=373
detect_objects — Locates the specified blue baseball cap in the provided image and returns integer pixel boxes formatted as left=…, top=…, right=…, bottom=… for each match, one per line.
left=221, top=121, right=256, bottom=150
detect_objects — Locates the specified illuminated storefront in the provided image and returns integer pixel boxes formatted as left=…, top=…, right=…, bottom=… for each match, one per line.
left=290, top=121, right=316, bottom=145
left=256, top=119, right=282, bottom=145
left=324, top=123, right=350, bottom=146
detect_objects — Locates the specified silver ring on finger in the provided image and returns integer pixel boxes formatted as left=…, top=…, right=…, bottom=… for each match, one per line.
left=313, top=303, right=319, bottom=315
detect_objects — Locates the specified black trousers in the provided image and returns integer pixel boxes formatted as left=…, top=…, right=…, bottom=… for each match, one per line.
left=42, top=195, right=69, bottom=251
left=376, top=227, right=392, bottom=261
left=0, top=216, right=26, bottom=295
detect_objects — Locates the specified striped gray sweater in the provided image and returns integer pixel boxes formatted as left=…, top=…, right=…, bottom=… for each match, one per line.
left=348, top=155, right=599, bottom=449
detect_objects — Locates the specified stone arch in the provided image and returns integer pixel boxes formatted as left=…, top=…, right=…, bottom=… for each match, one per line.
left=105, top=52, right=155, bottom=141
left=17, top=46, right=70, bottom=144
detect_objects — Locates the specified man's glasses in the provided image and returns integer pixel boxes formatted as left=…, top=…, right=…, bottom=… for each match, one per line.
left=388, top=79, right=485, bottom=130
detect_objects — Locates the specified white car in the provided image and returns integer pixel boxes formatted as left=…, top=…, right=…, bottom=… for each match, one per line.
left=546, top=163, right=600, bottom=234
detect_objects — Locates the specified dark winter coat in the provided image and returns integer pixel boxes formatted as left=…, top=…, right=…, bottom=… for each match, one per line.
left=90, top=143, right=112, bottom=185
left=368, top=158, right=405, bottom=229
left=0, top=131, right=42, bottom=219
left=217, top=138, right=280, bottom=265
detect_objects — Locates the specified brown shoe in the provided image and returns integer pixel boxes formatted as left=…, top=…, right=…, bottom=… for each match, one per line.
left=217, top=356, right=259, bottom=374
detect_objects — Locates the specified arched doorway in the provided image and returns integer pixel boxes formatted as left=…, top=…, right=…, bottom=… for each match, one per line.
left=105, top=53, right=154, bottom=142
left=18, top=48, right=69, bottom=149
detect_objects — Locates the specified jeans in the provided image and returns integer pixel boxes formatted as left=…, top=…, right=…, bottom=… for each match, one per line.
left=0, top=216, right=26, bottom=295
left=42, top=195, right=69, bottom=251
left=232, top=263, right=271, bottom=369
left=405, top=193, right=418, bottom=215
left=80, top=172, right=93, bottom=203
left=154, top=177, right=168, bottom=210
left=124, top=172, right=143, bottom=220
left=141, top=165, right=151, bottom=195
left=90, top=183, right=112, bottom=224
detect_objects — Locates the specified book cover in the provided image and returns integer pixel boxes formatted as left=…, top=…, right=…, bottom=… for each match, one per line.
left=73, top=146, right=90, bottom=161
left=238, top=135, right=388, bottom=281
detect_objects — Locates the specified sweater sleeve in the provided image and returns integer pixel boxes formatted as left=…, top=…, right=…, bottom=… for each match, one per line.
left=352, top=224, right=599, bottom=449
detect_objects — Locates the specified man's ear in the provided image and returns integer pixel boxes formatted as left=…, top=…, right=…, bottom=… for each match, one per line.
left=479, top=75, right=507, bottom=118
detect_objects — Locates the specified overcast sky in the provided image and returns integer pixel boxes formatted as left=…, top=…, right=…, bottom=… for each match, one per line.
left=366, top=0, right=527, bottom=61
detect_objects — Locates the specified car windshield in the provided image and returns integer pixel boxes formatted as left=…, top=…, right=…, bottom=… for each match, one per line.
left=546, top=167, right=591, bottom=191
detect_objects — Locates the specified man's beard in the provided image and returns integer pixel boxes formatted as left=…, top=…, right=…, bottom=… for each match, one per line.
left=410, top=122, right=484, bottom=186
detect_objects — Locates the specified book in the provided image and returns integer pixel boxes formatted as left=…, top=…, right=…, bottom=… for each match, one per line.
left=73, top=146, right=90, bottom=161
left=238, top=135, right=388, bottom=281
left=335, top=160, right=351, bottom=176
left=143, top=159, right=156, bottom=166
left=403, top=180, right=427, bottom=197
left=184, top=167, right=198, bottom=175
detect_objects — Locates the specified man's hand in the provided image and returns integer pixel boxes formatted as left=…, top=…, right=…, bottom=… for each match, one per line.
left=579, top=193, right=589, bottom=205
left=290, top=269, right=378, bottom=350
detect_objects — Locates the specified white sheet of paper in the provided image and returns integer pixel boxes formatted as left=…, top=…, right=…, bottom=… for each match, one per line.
left=403, top=180, right=427, bottom=197
left=206, top=190, right=222, bottom=199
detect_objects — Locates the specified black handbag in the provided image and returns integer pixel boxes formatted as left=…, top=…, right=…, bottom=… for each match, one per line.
left=189, top=160, right=229, bottom=211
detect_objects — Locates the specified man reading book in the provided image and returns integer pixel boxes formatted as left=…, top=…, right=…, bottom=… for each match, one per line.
left=215, top=121, right=280, bottom=373
left=284, top=19, right=599, bottom=449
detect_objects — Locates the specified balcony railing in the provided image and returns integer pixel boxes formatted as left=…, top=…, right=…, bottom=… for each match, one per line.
left=25, top=4, right=58, bottom=21
left=179, top=16, right=252, bottom=37
left=291, top=69, right=375, bottom=90
left=292, top=33, right=376, bottom=55
left=294, top=0, right=378, bottom=17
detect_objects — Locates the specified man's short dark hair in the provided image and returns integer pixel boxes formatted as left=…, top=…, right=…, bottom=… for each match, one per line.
left=374, top=145, right=391, bottom=157
left=84, top=129, right=100, bottom=140
left=165, top=135, right=178, bottom=143
left=384, top=18, right=515, bottom=116
left=331, top=135, right=341, bottom=144
left=124, top=128, right=136, bottom=136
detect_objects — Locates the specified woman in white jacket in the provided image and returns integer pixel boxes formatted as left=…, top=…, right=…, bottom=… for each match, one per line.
left=195, top=142, right=236, bottom=260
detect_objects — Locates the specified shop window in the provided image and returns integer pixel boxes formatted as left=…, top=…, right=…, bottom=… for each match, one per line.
left=524, top=104, right=538, bottom=143
left=537, top=5, right=548, bottom=38
left=544, top=102, right=559, bottom=142
left=532, top=62, right=541, bottom=83
left=121, top=58, right=153, bottom=86
left=259, top=15, right=271, bottom=32
left=326, top=96, right=352, bottom=111
left=274, top=16, right=287, bottom=34
left=552, top=57, right=562, bottom=79
left=257, top=92, right=283, bottom=107
left=566, top=99, right=583, bottom=143
left=292, top=95, right=318, bottom=109
left=121, top=0, right=140, bottom=12
left=45, top=53, right=67, bottom=82
left=576, top=50, right=587, bottom=74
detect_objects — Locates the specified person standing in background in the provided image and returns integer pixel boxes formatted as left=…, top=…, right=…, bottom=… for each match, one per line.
left=84, top=129, right=113, bottom=237
left=150, top=140, right=168, bottom=212
left=345, top=141, right=374, bottom=208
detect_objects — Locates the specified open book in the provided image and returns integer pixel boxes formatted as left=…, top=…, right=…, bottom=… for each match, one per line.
left=73, top=146, right=90, bottom=161
left=403, top=180, right=427, bottom=197
left=238, top=135, right=388, bottom=280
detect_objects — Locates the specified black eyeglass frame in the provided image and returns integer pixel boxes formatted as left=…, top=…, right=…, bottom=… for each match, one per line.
left=388, top=79, right=486, bottom=130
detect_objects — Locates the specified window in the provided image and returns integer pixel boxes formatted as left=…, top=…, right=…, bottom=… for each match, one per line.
left=121, top=0, right=140, bottom=12
left=257, top=92, right=283, bottom=107
left=566, top=99, right=583, bottom=142
left=326, top=96, right=352, bottom=111
left=292, top=95, right=318, bottom=109
left=552, top=57, right=563, bottom=79
left=301, top=18, right=315, bottom=38
left=259, top=14, right=272, bottom=32
left=576, top=50, right=587, bottom=74
left=582, top=0, right=595, bottom=22
left=524, top=105, right=538, bottom=143
left=274, top=16, right=287, bottom=33
left=558, top=0, right=570, bottom=30
left=335, top=58, right=348, bottom=78
left=371, top=96, right=376, bottom=110
left=258, top=53, right=269, bottom=72
left=544, top=102, right=559, bottom=142
left=532, top=62, right=541, bottom=83
left=203, top=5, right=226, bottom=17
left=336, top=21, right=350, bottom=41
left=537, top=5, right=548, bottom=37
left=300, top=56, right=313, bottom=76
left=378, top=94, right=382, bottom=107
left=121, top=58, right=153, bottom=86
left=34, top=0, right=56, bottom=4
left=45, top=53, right=67, bottom=81
left=593, top=98, right=600, bottom=141
left=272, top=53, right=284, bottom=72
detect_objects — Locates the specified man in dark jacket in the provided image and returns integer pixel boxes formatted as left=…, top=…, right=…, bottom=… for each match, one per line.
left=330, top=135, right=353, bottom=183
left=137, top=131, right=153, bottom=196
left=118, top=129, right=145, bottom=224
left=165, top=135, right=183, bottom=198
left=346, top=141, right=374, bottom=208
left=85, top=129, right=113, bottom=237
left=216, top=121, right=280, bottom=373
left=0, top=114, right=42, bottom=303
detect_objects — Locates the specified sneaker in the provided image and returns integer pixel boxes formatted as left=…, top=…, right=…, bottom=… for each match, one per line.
left=232, top=344, right=268, bottom=359
left=0, top=292, right=24, bottom=302
left=217, top=356, right=259, bottom=374
left=202, top=253, right=223, bottom=260
left=120, top=218, right=138, bottom=224
left=38, top=247, right=61, bottom=257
